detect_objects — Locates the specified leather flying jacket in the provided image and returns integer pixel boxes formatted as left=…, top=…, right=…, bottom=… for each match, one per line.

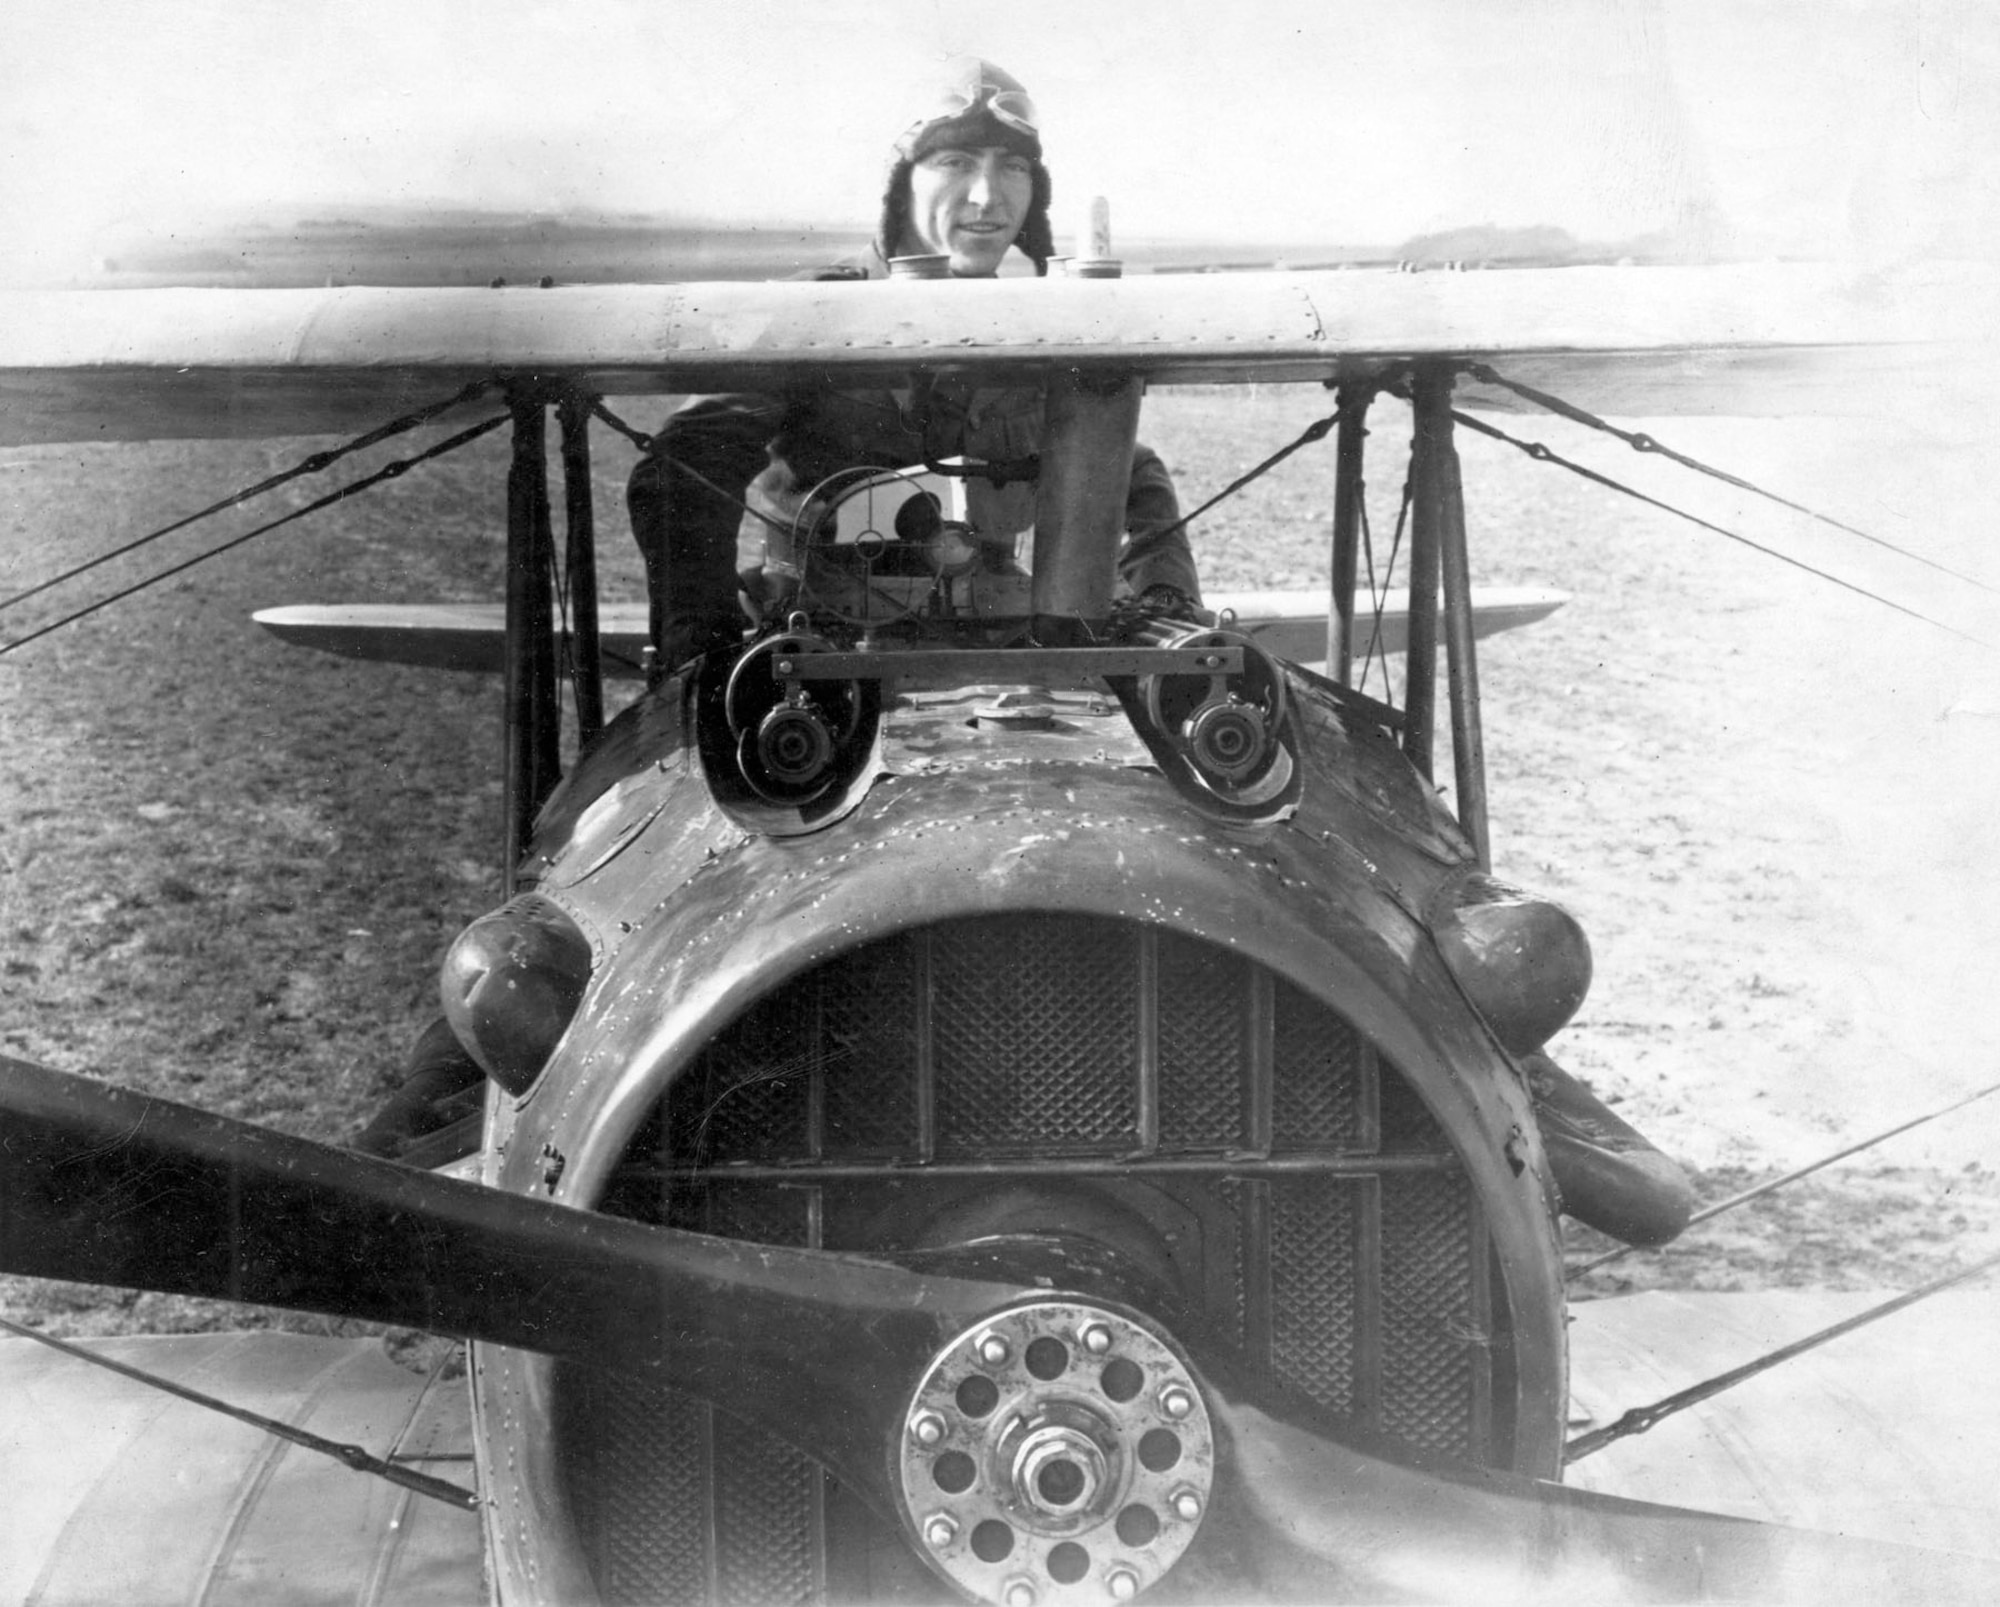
left=655, top=244, right=1199, bottom=609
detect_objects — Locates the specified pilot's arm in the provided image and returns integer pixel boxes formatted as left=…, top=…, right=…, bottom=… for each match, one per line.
left=1118, top=443, right=1202, bottom=608
left=628, top=394, right=786, bottom=659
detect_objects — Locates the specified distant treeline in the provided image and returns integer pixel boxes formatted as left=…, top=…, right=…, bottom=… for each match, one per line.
left=93, top=216, right=876, bottom=288
left=85, top=212, right=1716, bottom=288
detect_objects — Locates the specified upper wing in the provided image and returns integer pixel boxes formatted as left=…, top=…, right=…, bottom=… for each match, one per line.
left=0, top=262, right=1986, bottom=446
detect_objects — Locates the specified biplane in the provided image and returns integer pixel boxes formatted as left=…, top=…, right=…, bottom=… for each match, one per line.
left=1, top=255, right=1997, bottom=1607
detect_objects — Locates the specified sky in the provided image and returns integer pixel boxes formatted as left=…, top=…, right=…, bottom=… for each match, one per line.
left=5, top=0, right=1998, bottom=280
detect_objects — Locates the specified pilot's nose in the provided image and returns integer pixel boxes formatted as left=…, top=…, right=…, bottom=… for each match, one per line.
left=966, top=161, right=996, bottom=207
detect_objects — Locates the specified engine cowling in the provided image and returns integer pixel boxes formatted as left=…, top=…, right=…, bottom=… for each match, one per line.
left=471, top=662, right=1566, bottom=1606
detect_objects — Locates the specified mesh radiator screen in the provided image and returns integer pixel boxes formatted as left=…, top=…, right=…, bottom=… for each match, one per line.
left=560, top=915, right=1497, bottom=1606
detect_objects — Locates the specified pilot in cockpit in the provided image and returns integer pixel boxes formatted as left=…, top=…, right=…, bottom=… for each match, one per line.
left=357, top=57, right=1204, bottom=1165
left=627, top=55, right=1204, bottom=670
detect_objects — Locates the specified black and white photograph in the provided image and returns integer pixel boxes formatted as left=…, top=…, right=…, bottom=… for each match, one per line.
left=3, top=2, right=1999, bottom=1601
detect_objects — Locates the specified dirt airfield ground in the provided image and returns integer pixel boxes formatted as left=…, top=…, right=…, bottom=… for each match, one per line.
left=3, top=381, right=1999, bottom=1338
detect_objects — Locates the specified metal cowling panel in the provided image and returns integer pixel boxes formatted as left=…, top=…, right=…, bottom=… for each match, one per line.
left=553, top=914, right=1518, bottom=1604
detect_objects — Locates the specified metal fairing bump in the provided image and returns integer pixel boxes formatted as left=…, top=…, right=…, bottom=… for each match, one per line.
left=439, top=892, right=593, bottom=1096
left=1426, top=866, right=1593, bottom=1056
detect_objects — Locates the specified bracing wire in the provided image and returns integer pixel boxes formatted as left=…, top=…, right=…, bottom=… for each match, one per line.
left=1451, top=408, right=1994, bottom=652
left=1144, top=408, right=1341, bottom=551
left=589, top=400, right=797, bottom=541
left=1466, top=362, right=1999, bottom=596
left=0, top=380, right=497, bottom=618
left=1565, top=1246, right=2000, bottom=1463
left=1569, top=1077, right=2000, bottom=1279
left=0, top=415, right=509, bottom=659
left=0, top=1314, right=477, bottom=1510
left=1356, top=477, right=1410, bottom=705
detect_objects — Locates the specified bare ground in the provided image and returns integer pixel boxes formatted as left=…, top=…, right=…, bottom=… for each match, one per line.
left=3, top=383, right=1999, bottom=1337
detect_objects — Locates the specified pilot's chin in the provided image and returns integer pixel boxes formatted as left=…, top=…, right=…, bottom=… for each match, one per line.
left=948, top=238, right=1009, bottom=276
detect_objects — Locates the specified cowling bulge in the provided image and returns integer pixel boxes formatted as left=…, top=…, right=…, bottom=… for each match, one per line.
left=440, top=894, right=593, bottom=1096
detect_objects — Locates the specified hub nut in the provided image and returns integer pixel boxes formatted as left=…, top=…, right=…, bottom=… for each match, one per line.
left=924, top=1513, right=958, bottom=1548
left=978, top=1333, right=1011, bottom=1367
left=1080, top=1322, right=1113, bottom=1356
left=1171, top=1488, right=1202, bottom=1522
left=1005, top=1580, right=1038, bottom=1607
left=1159, top=1385, right=1194, bottom=1420
left=1107, top=1568, right=1141, bottom=1601
left=911, top=1411, right=946, bottom=1447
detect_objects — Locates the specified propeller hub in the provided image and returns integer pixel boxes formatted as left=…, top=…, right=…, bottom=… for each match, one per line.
left=899, top=1301, right=1212, bottom=1606
left=1012, top=1418, right=1109, bottom=1519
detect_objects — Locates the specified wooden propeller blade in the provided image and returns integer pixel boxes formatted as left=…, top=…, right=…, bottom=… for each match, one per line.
left=1189, top=1358, right=2000, bottom=1604
left=3, top=1052, right=1994, bottom=1602
left=0, top=1052, right=1019, bottom=1507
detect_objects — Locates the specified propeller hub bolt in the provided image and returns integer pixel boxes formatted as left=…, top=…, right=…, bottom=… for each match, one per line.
left=911, top=1411, right=946, bottom=1447
left=1005, top=1581, right=1037, bottom=1607
left=1107, top=1567, right=1141, bottom=1601
left=1080, top=1322, right=1113, bottom=1355
left=924, top=1513, right=958, bottom=1548
left=978, top=1333, right=1011, bottom=1367
left=1159, top=1385, right=1195, bottom=1420
left=1171, top=1488, right=1202, bottom=1522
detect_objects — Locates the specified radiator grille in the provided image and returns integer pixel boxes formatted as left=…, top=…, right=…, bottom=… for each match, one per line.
left=1268, top=1176, right=1361, bottom=1408
left=561, top=914, right=1502, bottom=1605
left=930, top=919, right=1137, bottom=1153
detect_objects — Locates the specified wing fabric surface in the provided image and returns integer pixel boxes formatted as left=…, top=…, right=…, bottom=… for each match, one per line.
left=247, top=588, right=1568, bottom=673
left=1568, top=1290, right=2000, bottom=1560
left=0, top=1332, right=479, bottom=1607
left=0, top=262, right=1986, bottom=445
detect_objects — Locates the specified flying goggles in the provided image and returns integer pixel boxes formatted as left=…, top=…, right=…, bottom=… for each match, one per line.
left=900, top=80, right=1039, bottom=147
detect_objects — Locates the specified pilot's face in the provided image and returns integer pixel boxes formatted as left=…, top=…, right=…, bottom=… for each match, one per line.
left=902, top=145, right=1034, bottom=277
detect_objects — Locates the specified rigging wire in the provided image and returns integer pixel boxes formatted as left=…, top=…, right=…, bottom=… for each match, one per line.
left=0, top=1314, right=478, bottom=1511
left=1450, top=408, right=1994, bottom=652
left=1142, top=407, right=1341, bottom=550
left=12, top=368, right=1996, bottom=1490
left=0, top=380, right=498, bottom=618
left=1569, top=1077, right=2000, bottom=1278
left=591, top=399, right=1356, bottom=602
left=0, top=414, right=510, bottom=660
left=1564, top=1245, right=2000, bottom=1463
left=1465, top=363, right=1998, bottom=597
left=589, top=400, right=796, bottom=541
left=1356, top=475, right=1410, bottom=706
